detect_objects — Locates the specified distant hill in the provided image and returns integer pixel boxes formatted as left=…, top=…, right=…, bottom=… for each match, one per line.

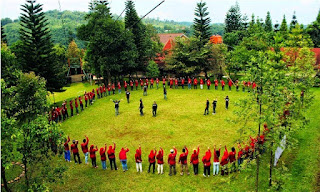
left=2, top=10, right=225, bottom=48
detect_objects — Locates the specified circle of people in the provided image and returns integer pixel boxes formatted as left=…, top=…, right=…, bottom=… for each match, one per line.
left=48, top=77, right=258, bottom=122
left=64, top=124, right=268, bottom=177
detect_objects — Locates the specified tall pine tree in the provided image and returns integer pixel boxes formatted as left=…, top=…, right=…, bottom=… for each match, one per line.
left=280, top=15, right=288, bottom=33
left=19, top=0, right=66, bottom=91
left=306, top=9, right=320, bottom=47
left=290, top=11, right=298, bottom=31
left=224, top=2, right=243, bottom=33
left=192, top=1, right=212, bottom=45
left=125, top=0, right=149, bottom=73
left=1, top=26, right=7, bottom=43
left=265, top=11, right=273, bottom=32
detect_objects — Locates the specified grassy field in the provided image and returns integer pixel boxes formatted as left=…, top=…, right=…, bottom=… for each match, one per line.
left=8, top=83, right=319, bottom=191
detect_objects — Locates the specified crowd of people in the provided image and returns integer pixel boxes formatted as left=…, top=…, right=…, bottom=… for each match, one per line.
left=63, top=124, right=268, bottom=177
left=48, top=77, right=258, bottom=123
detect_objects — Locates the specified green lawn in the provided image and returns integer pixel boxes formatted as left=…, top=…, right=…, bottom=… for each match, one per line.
left=10, top=83, right=320, bottom=191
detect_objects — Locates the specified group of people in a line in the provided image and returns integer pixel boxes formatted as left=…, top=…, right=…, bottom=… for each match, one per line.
left=63, top=124, right=268, bottom=177
left=48, top=76, right=257, bottom=122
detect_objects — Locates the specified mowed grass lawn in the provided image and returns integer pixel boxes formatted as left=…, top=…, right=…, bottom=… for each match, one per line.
left=45, top=83, right=319, bottom=192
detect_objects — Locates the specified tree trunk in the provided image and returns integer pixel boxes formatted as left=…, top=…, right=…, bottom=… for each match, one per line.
left=1, top=165, right=11, bottom=192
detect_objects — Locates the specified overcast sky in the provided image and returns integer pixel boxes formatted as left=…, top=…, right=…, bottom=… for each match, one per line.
left=1, top=0, right=320, bottom=24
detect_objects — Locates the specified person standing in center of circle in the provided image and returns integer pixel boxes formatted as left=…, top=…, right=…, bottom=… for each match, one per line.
left=225, top=96, right=229, bottom=110
left=212, top=98, right=217, bottom=114
left=152, top=101, right=158, bottom=117
left=139, top=99, right=144, bottom=116
left=204, top=99, right=209, bottom=115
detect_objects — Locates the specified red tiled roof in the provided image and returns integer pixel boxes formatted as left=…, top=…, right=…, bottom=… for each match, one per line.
left=158, top=33, right=186, bottom=44
left=210, top=35, right=223, bottom=44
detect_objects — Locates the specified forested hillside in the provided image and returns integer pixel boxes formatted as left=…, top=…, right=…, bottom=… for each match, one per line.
left=2, top=10, right=225, bottom=48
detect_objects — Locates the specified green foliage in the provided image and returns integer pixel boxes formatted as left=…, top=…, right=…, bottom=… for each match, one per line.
left=146, top=60, right=160, bottom=78
left=289, top=11, right=298, bottom=31
left=1, top=42, right=21, bottom=86
left=192, top=1, right=212, bottom=44
left=1, top=25, right=7, bottom=43
left=19, top=1, right=66, bottom=91
left=265, top=11, right=273, bottom=32
left=224, top=2, right=243, bottom=33
left=306, top=10, right=320, bottom=47
left=15, top=72, right=48, bottom=122
left=280, top=15, right=288, bottom=34
left=1, top=17, right=13, bottom=26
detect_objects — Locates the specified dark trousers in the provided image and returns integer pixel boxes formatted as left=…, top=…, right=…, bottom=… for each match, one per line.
left=73, top=153, right=81, bottom=164
left=194, top=85, right=197, bottom=89
left=193, top=164, right=199, bottom=175
left=91, top=157, right=96, bottom=167
left=204, top=165, right=210, bottom=176
left=169, top=165, right=176, bottom=175
left=131, top=86, right=133, bottom=91
left=153, top=109, right=157, bottom=117
left=127, top=98, right=130, bottom=103
left=236, top=86, right=239, bottom=91
left=229, top=86, right=232, bottom=91
left=226, top=102, right=229, bottom=109
left=140, top=108, right=144, bottom=115
left=215, top=86, right=218, bottom=90
left=222, top=86, right=225, bottom=90
left=207, top=85, right=210, bottom=90
left=80, top=103, right=83, bottom=111
left=136, top=86, right=138, bottom=90
left=148, top=162, right=155, bottom=173
left=109, top=158, right=117, bottom=170
left=65, top=111, right=68, bottom=118
left=182, top=85, right=184, bottom=89
left=213, top=106, right=216, bottom=113
left=150, top=84, right=153, bottom=89
left=204, top=108, right=209, bottom=115
left=85, top=100, right=88, bottom=107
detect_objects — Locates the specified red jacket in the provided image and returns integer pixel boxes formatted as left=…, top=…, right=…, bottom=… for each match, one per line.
left=167, top=148, right=177, bottom=165
left=193, top=79, right=198, bottom=85
left=156, top=149, right=164, bottom=164
left=107, top=143, right=116, bottom=159
left=200, top=79, right=204, bottom=85
left=207, top=79, right=211, bottom=86
left=252, top=82, right=257, bottom=89
left=135, top=147, right=142, bottom=163
left=170, top=79, right=173, bottom=85
left=214, top=80, right=218, bottom=86
left=220, top=147, right=229, bottom=166
left=162, top=78, right=166, bottom=84
left=135, top=80, right=139, bottom=86
left=140, top=80, right=143, bottom=86
left=107, top=85, right=111, bottom=91
left=213, top=148, right=220, bottom=163
left=100, top=146, right=107, bottom=161
left=119, top=148, right=129, bottom=160
left=229, top=151, right=236, bottom=163
left=228, top=80, right=233, bottom=87
left=81, top=137, right=89, bottom=153
left=69, top=101, right=73, bottom=109
left=237, top=150, right=243, bottom=159
left=175, top=79, right=178, bottom=85
left=149, top=150, right=156, bottom=163
left=202, top=150, right=211, bottom=166
left=181, top=79, right=185, bottom=85
left=71, top=142, right=79, bottom=154
left=89, top=145, right=98, bottom=159
left=130, top=81, right=133, bottom=86
left=156, top=78, right=159, bottom=83
left=188, top=78, right=191, bottom=84
left=64, top=136, right=70, bottom=151
left=124, top=81, right=127, bottom=88
left=75, top=99, right=78, bottom=108
left=178, top=147, right=188, bottom=165
left=221, top=80, right=225, bottom=86
left=151, top=79, right=154, bottom=84
left=190, top=147, right=199, bottom=165
left=118, top=82, right=121, bottom=89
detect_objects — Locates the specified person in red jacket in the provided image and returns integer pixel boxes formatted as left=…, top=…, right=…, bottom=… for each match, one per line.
left=100, top=144, right=107, bottom=170
left=207, top=79, right=211, bottom=90
left=150, top=78, right=154, bottom=89
left=148, top=148, right=157, bottom=173
left=162, top=77, right=166, bottom=86
left=242, top=81, right=246, bottom=92
left=140, top=79, right=144, bottom=90
left=235, top=79, right=239, bottom=91
left=247, top=81, right=251, bottom=92
left=112, top=83, right=115, bottom=95
left=96, top=87, right=100, bottom=99
left=89, top=145, right=98, bottom=168
left=169, top=78, right=173, bottom=89
left=64, top=136, right=71, bottom=162
left=229, top=147, right=236, bottom=173
left=200, top=78, right=204, bottom=89
left=124, top=80, right=128, bottom=91
left=168, top=146, right=177, bottom=176
left=190, top=146, right=200, bottom=175
left=178, top=146, right=189, bottom=175
left=146, top=78, right=149, bottom=88
left=130, top=80, right=133, bottom=91
left=175, top=78, right=178, bottom=89
left=220, top=146, right=229, bottom=175
left=107, top=142, right=117, bottom=170
left=156, top=78, right=160, bottom=89
left=188, top=77, right=192, bottom=89
left=81, top=136, right=89, bottom=164
left=228, top=79, right=233, bottom=91
left=117, top=82, right=121, bottom=94
left=71, top=140, right=81, bottom=164
left=193, top=78, right=198, bottom=89
left=135, top=79, right=139, bottom=90
left=156, top=147, right=164, bottom=174
left=214, top=79, right=219, bottom=90
left=181, top=78, right=185, bottom=89
left=202, top=147, right=211, bottom=177
left=84, top=92, right=88, bottom=108
left=221, top=79, right=225, bottom=91
left=213, top=145, right=221, bottom=175
left=79, top=96, right=83, bottom=111
left=107, top=84, right=111, bottom=95
left=135, top=144, right=142, bottom=173
left=119, top=146, right=129, bottom=172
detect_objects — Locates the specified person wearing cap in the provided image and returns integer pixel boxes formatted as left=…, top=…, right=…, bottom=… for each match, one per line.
left=135, top=144, right=142, bottom=173
left=81, top=136, right=89, bottom=165
left=190, top=145, right=200, bottom=175
left=168, top=146, right=177, bottom=176
left=178, top=146, right=189, bottom=176
left=156, top=147, right=164, bottom=174
left=71, top=140, right=81, bottom=164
